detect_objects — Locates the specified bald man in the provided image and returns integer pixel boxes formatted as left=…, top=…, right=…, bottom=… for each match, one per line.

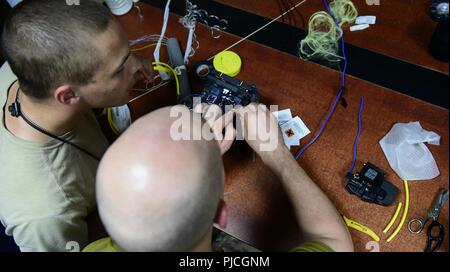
left=84, top=104, right=353, bottom=252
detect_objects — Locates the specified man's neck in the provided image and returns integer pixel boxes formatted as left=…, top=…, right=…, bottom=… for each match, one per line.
left=5, top=85, right=84, bottom=143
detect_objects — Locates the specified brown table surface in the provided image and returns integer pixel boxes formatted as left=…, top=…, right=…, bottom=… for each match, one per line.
left=115, top=2, right=449, bottom=252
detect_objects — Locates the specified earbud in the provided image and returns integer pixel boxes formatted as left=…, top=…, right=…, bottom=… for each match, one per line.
left=8, top=101, right=21, bottom=117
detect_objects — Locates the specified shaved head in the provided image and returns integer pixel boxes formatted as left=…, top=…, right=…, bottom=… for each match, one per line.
left=97, top=106, right=224, bottom=251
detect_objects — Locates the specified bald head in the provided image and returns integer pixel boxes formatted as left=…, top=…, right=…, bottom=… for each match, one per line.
left=97, top=106, right=224, bottom=251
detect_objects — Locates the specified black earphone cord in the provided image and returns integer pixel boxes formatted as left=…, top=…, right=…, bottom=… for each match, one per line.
left=9, top=88, right=100, bottom=161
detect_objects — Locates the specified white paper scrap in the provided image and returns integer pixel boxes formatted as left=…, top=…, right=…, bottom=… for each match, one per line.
left=273, top=109, right=293, bottom=125
left=280, top=116, right=310, bottom=148
left=356, top=16, right=376, bottom=25
left=350, top=24, right=370, bottom=32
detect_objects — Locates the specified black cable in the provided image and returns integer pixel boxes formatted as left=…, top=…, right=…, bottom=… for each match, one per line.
left=8, top=88, right=101, bottom=161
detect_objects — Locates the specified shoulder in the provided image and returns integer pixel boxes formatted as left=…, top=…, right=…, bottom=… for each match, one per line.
left=9, top=213, right=89, bottom=252
left=0, top=148, right=93, bottom=223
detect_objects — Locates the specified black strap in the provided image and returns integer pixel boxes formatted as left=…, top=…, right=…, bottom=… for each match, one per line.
left=5, top=84, right=100, bottom=161
left=19, top=110, right=101, bottom=161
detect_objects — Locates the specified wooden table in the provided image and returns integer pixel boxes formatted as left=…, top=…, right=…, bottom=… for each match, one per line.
left=114, top=0, right=449, bottom=252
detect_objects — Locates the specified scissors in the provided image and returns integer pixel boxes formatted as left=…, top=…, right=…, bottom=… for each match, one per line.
left=408, top=189, right=449, bottom=252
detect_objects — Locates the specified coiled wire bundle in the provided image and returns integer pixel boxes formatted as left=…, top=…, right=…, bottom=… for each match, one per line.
left=299, top=0, right=357, bottom=62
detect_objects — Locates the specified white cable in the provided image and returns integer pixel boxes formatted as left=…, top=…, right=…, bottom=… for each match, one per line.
left=208, top=0, right=307, bottom=60
left=184, top=26, right=195, bottom=64
left=180, top=0, right=197, bottom=64
left=153, top=0, right=171, bottom=63
left=154, top=0, right=172, bottom=80
left=180, top=0, right=228, bottom=64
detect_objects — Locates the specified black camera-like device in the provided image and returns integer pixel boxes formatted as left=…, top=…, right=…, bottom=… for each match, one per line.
left=345, top=162, right=399, bottom=206
left=187, top=61, right=259, bottom=110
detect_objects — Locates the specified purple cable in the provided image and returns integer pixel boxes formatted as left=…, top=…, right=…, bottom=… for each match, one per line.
left=295, top=0, right=348, bottom=160
left=322, top=0, right=348, bottom=88
left=347, top=96, right=365, bottom=173
left=295, top=88, right=343, bottom=160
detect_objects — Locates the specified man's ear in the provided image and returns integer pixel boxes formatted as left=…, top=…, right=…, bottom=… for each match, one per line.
left=54, top=85, right=80, bottom=105
left=213, top=199, right=227, bottom=229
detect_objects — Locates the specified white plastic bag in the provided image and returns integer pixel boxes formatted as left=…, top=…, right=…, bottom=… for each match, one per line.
left=379, top=122, right=440, bottom=181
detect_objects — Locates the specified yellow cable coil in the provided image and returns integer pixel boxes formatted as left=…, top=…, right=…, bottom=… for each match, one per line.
left=329, top=0, right=358, bottom=27
left=107, top=107, right=120, bottom=135
left=299, top=0, right=357, bottom=62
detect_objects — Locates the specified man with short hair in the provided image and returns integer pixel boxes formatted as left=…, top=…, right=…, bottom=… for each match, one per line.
left=86, top=104, right=354, bottom=252
left=0, top=0, right=151, bottom=251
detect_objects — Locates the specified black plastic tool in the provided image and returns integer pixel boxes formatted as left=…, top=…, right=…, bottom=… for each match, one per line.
left=345, top=162, right=399, bottom=206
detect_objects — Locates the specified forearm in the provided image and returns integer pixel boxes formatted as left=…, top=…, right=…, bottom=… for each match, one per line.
left=261, top=147, right=354, bottom=252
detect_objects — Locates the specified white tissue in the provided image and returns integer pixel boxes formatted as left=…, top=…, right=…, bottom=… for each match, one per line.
left=379, top=122, right=440, bottom=181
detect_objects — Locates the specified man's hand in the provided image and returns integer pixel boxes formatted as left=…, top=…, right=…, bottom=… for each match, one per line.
left=235, top=103, right=288, bottom=162
left=193, top=103, right=236, bottom=155
left=237, top=103, right=354, bottom=252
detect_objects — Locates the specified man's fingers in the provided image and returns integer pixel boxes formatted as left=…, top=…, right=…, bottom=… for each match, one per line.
left=205, top=104, right=222, bottom=119
left=235, top=110, right=249, bottom=141
left=235, top=105, right=249, bottom=118
left=258, top=103, right=268, bottom=112
left=223, top=121, right=236, bottom=142
left=221, top=109, right=235, bottom=128
left=220, top=122, right=236, bottom=154
left=193, top=103, right=209, bottom=114
left=246, top=103, right=258, bottom=112
left=211, top=109, right=235, bottom=140
left=204, top=104, right=222, bottom=128
left=235, top=103, right=259, bottom=119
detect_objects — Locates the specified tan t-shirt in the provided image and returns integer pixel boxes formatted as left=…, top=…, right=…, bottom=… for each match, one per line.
left=0, top=62, right=109, bottom=251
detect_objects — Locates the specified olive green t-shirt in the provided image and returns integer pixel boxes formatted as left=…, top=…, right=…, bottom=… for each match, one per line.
left=82, top=237, right=334, bottom=252
left=0, top=62, right=109, bottom=251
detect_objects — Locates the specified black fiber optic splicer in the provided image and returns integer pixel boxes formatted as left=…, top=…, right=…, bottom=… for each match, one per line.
left=187, top=61, right=259, bottom=111
left=345, top=162, right=399, bottom=206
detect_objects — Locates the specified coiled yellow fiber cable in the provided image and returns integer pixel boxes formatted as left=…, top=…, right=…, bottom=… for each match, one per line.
left=299, top=0, right=357, bottom=62
left=329, top=0, right=358, bottom=27
left=107, top=107, right=120, bottom=135
left=299, top=11, right=342, bottom=61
